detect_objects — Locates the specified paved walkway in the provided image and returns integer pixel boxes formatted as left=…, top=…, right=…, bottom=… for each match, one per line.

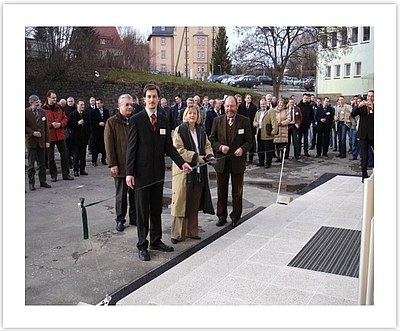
left=118, top=175, right=364, bottom=306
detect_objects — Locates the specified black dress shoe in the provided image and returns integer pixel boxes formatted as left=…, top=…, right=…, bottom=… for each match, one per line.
left=316, top=154, right=321, bottom=157
left=216, top=219, right=227, bottom=226
left=92, top=162, right=98, bottom=167
left=129, top=219, right=137, bottom=226
left=63, top=175, right=74, bottom=180
left=116, top=221, right=124, bottom=232
left=265, top=164, right=271, bottom=168
left=101, top=161, right=108, bottom=165
left=305, top=153, right=311, bottom=157
left=150, top=242, right=174, bottom=252
left=40, top=182, right=51, bottom=188
left=80, top=170, right=89, bottom=175
left=295, top=156, right=300, bottom=159
left=138, top=250, right=150, bottom=261
left=323, top=154, right=328, bottom=157
left=232, top=220, right=239, bottom=228
left=51, top=177, right=57, bottom=182
left=29, top=184, right=36, bottom=191
left=171, top=238, right=179, bottom=244
left=189, top=235, right=201, bottom=240
left=256, top=163, right=265, bottom=167
left=74, top=171, right=79, bottom=177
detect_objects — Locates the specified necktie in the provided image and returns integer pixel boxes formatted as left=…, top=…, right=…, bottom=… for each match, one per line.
left=229, top=118, right=233, bottom=126
left=125, top=117, right=130, bottom=125
left=151, top=114, right=157, bottom=132
left=33, top=109, right=39, bottom=123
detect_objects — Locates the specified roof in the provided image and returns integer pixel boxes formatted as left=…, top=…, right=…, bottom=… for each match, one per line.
left=93, top=27, right=122, bottom=42
left=147, top=26, right=174, bottom=41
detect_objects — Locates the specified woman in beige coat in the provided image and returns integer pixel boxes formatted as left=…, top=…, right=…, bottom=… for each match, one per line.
left=274, top=99, right=291, bottom=162
left=170, top=105, right=215, bottom=244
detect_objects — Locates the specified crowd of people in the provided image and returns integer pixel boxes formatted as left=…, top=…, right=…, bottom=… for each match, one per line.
left=26, top=85, right=374, bottom=261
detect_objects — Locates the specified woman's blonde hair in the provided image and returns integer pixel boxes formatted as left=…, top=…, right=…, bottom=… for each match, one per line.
left=182, top=105, right=201, bottom=125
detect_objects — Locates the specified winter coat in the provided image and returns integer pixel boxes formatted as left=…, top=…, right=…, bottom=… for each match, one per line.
left=274, top=107, right=291, bottom=144
left=43, top=103, right=68, bottom=142
left=253, top=108, right=278, bottom=140
left=104, top=111, right=130, bottom=178
left=171, top=122, right=215, bottom=218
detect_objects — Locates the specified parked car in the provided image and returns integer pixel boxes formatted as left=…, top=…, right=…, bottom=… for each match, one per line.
left=303, top=78, right=316, bottom=91
left=227, top=75, right=244, bottom=85
left=257, top=75, right=273, bottom=86
left=214, top=74, right=232, bottom=83
left=206, top=74, right=221, bottom=82
left=235, top=75, right=260, bottom=88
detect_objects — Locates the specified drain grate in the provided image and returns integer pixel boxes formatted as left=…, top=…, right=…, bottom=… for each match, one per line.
left=288, top=226, right=361, bottom=278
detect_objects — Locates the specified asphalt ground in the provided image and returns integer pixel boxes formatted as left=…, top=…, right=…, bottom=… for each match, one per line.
left=24, top=143, right=366, bottom=305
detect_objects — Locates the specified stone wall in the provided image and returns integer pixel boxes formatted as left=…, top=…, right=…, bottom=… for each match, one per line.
left=25, top=80, right=262, bottom=109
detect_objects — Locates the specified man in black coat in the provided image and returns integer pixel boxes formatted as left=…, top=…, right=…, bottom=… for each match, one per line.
left=90, top=98, right=110, bottom=166
left=297, top=93, right=314, bottom=157
left=170, top=94, right=186, bottom=130
left=351, top=90, right=374, bottom=182
left=126, top=84, right=192, bottom=262
left=242, top=93, right=257, bottom=165
left=67, top=100, right=91, bottom=176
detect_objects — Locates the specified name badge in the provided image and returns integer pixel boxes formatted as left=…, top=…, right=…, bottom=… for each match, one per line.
left=370, top=110, right=373, bottom=114
left=326, top=112, right=330, bottom=115
left=238, top=129, right=244, bottom=134
left=41, top=116, right=46, bottom=121
left=341, top=110, right=344, bottom=114
left=160, top=128, right=166, bottom=135
left=295, top=112, right=299, bottom=115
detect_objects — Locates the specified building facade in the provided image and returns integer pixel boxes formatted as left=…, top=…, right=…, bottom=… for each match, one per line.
left=316, top=26, right=374, bottom=100
left=147, top=26, right=218, bottom=79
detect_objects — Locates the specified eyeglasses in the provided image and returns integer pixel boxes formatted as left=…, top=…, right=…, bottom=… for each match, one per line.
left=124, top=103, right=134, bottom=107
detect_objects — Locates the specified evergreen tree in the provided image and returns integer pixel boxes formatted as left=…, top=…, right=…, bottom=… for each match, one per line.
left=213, top=27, right=232, bottom=75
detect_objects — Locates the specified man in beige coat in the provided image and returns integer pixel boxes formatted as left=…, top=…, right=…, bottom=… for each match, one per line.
left=334, top=96, right=353, bottom=158
left=253, top=97, right=278, bottom=168
left=104, top=94, right=136, bottom=232
left=25, top=95, right=51, bottom=191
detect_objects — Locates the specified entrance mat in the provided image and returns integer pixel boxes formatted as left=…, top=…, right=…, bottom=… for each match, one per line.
left=288, top=226, right=361, bottom=278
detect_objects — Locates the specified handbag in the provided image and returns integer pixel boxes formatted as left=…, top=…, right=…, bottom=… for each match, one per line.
left=266, top=123, right=272, bottom=135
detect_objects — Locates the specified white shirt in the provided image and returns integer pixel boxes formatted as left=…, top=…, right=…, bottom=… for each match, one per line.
left=258, top=109, right=266, bottom=129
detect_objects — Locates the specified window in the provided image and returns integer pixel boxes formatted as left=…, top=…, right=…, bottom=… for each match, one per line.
left=100, top=39, right=106, bottom=45
left=184, top=64, right=189, bottom=73
left=201, top=38, right=205, bottom=46
left=161, top=50, right=166, bottom=59
left=197, top=65, right=201, bottom=73
left=201, top=65, right=205, bottom=72
left=161, top=26, right=165, bottom=31
left=197, top=51, right=200, bottom=59
left=351, top=27, right=358, bottom=43
left=212, top=26, right=216, bottom=33
left=340, top=27, right=348, bottom=45
left=344, top=63, right=351, bottom=77
left=355, top=62, right=362, bottom=76
left=197, top=37, right=201, bottom=45
left=202, top=51, right=205, bottom=59
left=325, top=66, right=331, bottom=79
left=161, top=37, right=166, bottom=46
left=161, top=64, right=166, bottom=72
left=334, top=65, right=341, bottom=78
left=363, top=27, right=370, bottom=42
left=331, top=31, right=337, bottom=48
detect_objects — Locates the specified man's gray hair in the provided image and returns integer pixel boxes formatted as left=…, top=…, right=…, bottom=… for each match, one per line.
left=118, top=93, right=133, bottom=104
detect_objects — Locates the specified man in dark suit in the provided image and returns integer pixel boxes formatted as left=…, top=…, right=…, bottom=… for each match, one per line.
left=85, top=97, right=96, bottom=154
left=315, top=97, right=334, bottom=157
left=351, top=90, right=374, bottom=182
left=126, top=84, right=192, bottom=262
left=209, top=95, right=253, bottom=228
left=170, top=94, right=186, bottom=130
left=241, top=93, right=258, bottom=165
left=90, top=98, right=110, bottom=166
left=205, top=98, right=222, bottom=137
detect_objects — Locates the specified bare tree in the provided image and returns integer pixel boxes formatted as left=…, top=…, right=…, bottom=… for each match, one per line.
left=232, top=26, right=352, bottom=96
left=117, top=27, right=150, bottom=71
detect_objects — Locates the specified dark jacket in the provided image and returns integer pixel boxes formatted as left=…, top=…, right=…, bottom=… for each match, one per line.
left=297, top=99, right=314, bottom=130
left=126, top=110, right=185, bottom=188
left=25, top=106, right=50, bottom=148
left=104, top=111, right=131, bottom=178
left=315, top=105, right=334, bottom=131
left=209, top=114, right=253, bottom=174
left=67, top=110, right=91, bottom=146
left=170, top=102, right=187, bottom=129
left=205, top=109, right=219, bottom=137
left=351, top=103, right=374, bottom=140
left=241, top=102, right=258, bottom=135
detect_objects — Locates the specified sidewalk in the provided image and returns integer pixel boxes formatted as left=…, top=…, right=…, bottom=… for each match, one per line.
left=117, top=175, right=363, bottom=306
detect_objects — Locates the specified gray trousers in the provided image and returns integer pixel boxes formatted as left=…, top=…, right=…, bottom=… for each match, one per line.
left=27, top=147, right=47, bottom=185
